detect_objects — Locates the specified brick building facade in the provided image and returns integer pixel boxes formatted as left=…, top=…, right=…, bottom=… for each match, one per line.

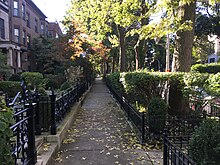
left=0, top=0, right=63, bottom=74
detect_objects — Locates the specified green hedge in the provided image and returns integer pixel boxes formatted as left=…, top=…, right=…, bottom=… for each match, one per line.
left=21, top=72, right=44, bottom=90
left=0, top=99, right=14, bottom=164
left=106, top=71, right=220, bottom=115
left=148, top=97, right=168, bottom=134
left=0, top=81, right=20, bottom=97
left=106, top=72, right=124, bottom=93
left=189, top=119, right=220, bottom=164
left=191, top=63, right=220, bottom=74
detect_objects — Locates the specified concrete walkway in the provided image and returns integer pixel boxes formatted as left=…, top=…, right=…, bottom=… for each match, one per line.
left=52, top=78, right=162, bottom=165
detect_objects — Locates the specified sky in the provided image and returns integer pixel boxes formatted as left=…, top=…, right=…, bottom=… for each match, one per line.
left=32, top=0, right=72, bottom=31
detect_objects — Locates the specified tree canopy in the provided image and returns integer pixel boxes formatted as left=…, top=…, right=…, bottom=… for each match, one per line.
left=64, top=0, right=220, bottom=72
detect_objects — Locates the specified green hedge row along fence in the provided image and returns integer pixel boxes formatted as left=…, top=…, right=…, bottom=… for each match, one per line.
left=191, top=63, right=220, bottom=74
left=107, top=71, right=220, bottom=116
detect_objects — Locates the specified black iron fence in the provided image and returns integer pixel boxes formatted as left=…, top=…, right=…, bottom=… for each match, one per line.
left=106, top=80, right=220, bottom=165
left=163, top=135, right=196, bottom=165
left=8, top=80, right=37, bottom=165
left=50, top=82, right=87, bottom=135
left=106, top=81, right=146, bottom=143
left=5, top=80, right=89, bottom=165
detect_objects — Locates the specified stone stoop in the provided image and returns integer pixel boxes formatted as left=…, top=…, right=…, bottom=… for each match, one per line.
left=35, top=86, right=92, bottom=165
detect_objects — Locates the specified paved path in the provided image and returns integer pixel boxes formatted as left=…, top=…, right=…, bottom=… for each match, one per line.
left=52, top=79, right=162, bottom=165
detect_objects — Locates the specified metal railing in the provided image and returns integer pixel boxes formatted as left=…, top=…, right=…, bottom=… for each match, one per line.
left=6, top=80, right=89, bottom=164
left=106, top=81, right=146, bottom=143
left=8, top=79, right=37, bottom=165
left=50, top=82, right=87, bottom=135
left=163, top=136, right=196, bottom=165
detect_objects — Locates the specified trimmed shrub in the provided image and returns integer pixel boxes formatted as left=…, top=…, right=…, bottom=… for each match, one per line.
left=0, top=81, right=20, bottom=97
left=106, top=72, right=124, bottom=93
left=191, top=63, right=220, bottom=74
left=189, top=119, right=220, bottom=164
left=21, top=72, right=44, bottom=90
left=148, top=97, right=168, bottom=134
left=0, top=99, right=14, bottom=164
left=206, top=73, right=220, bottom=97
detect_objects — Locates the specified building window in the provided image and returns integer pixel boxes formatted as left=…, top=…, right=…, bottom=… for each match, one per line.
left=0, top=18, right=5, bottom=39
left=35, top=18, right=38, bottom=33
left=45, top=25, right=48, bottom=36
left=27, top=34, right=30, bottom=47
left=41, top=24, right=44, bottom=35
left=48, top=31, right=52, bottom=38
left=13, top=0, right=19, bottom=16
left=22, top=30, right=26, bottom=45
left=22, top=4, right=25, bottom=20
left=14, top=28, right=19, bottom=43
left=26, top=12, right=30, bottom=27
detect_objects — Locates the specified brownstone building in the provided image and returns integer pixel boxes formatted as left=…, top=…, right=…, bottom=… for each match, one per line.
left=48, top=21, right=62, bottom=38
left=0, top=0, right=63, bottom=74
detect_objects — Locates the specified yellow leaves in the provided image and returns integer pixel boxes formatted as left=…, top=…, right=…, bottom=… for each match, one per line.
left=136, top=156, right=145, bottom=161
left=63, top=138, right=76, bottom=144
left=43, top=143, right=51, bottom=151
left=54, top=152, right=63, bottom=163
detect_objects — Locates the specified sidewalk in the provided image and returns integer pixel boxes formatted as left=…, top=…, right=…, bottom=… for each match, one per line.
left=51, top=78, right=163, bottom=165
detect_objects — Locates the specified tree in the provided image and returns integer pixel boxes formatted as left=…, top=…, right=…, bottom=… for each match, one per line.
left=32, top=36, right=69, bottom=75
left=66, top=0, right=148, bottom=72
left=191, top=2, right=220, bottom=64
left=0, top=50, right=9, bottom=80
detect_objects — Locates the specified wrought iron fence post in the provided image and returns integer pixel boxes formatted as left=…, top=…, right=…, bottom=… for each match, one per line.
left=27, top=101, right=37, bottom=164
left=163, top=129, right=168, bottom=165
left=141, top=112, right=146, bottom=143
left=50, top=91, right=57, bottom=135
left=35, top=92, right=41, bottom=135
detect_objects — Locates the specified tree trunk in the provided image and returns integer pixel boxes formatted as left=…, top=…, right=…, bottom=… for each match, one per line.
left=117, top=25, right=126, bottom=72
left=134, top=40, right=140, bottom=70
left=172, top=1, right=196, bottom=72
left=134, top=0, right=149, bottom=71
left=134, top=39, right=147, bottom=70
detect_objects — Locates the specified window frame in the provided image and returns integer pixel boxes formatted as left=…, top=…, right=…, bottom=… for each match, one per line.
left=35, top=18, right=38, bottom=33
left=13, top=0, right=19, bottom=16
left=26, top=12, right=30, bottom=27
left=22, top=30, right=26, bottom=45
left=22, top=4, right=25, bottom=20
left=14, top=27, right=20, bottom=43
left=0, top=18, right=5, bottom=39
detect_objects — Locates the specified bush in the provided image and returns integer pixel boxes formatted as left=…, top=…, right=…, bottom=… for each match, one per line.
left=148, top=97, right=168, bottom=134
left=0, top=99, right=14, bottom=164
left=21, top=72, right=44, bottom=90
left=44, top=74, right=66, bottom=89
left=206, top=73, right=220, bottom=97
left=8, top=74, right=21, bottom=81
left=189, top=119, right=220, bottom=164
left=191, top=63, right=220, bottom=74
left=106, top=72, right=124, bottom=93
left=0, top=81, right=20, bottom=97
left=60, top=82, right=71, bottom=91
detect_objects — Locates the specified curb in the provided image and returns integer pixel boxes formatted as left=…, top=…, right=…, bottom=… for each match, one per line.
left=36, top=86, right=92, bottom=165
